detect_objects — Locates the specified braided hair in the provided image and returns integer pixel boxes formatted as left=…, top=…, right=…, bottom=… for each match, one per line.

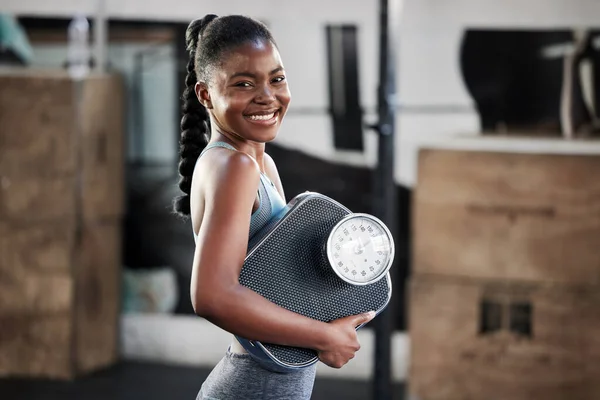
left=174, top=15, right=276, bottom=216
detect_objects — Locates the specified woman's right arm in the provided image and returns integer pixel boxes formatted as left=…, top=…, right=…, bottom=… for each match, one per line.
left=190, top=151, right=374, bottom=368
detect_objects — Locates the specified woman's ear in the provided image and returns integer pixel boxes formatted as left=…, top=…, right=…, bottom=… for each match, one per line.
left=195, top=82, right=213, bottom=109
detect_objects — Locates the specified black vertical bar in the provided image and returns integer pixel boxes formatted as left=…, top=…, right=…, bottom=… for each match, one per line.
left=326, top=25, right=364, bottom=151
left=372, top=0, right=397, bottom=399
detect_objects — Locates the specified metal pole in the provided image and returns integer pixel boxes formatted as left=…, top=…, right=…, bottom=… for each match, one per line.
left=372, top=0, right=401, bottom=398
left=93, top=0, right=108, bottom=73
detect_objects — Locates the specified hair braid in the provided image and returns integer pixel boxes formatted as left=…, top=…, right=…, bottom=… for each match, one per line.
left=173, top=15, right=217, bottom=216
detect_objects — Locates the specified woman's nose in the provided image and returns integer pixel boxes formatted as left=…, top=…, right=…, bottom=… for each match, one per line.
left=254, top=84, right=275, bottom=104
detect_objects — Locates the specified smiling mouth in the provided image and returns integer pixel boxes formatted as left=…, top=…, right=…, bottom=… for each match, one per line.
left=249, top=112, right=275, bottom=121
left=244, top=109, right=280, bottom=125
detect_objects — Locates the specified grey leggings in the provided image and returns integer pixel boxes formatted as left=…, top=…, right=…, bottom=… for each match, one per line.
left=197, top=349, right=317, bottom=400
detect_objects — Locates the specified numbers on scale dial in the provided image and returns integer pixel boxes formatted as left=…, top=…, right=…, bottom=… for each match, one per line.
left=331, top=217, right=391, bottom=283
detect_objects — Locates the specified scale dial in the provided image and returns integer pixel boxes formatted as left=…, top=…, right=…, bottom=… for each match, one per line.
left=326, top=213, right=394, bottom=286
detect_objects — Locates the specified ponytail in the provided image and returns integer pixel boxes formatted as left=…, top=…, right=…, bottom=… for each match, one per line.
left=173, top=15, right=217, bottom=216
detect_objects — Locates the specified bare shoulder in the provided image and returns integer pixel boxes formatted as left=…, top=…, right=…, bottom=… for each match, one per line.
left=199, top=147, right=260, bottom=190
left=191, top=148, right=260, bottom=230
left=215, top=149, right=259, bottom=180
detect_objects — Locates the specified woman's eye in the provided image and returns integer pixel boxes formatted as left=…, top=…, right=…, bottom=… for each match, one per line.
left=234, top=81, right=253, bottom=88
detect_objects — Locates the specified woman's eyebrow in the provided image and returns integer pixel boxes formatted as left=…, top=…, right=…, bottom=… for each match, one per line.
left=230, top=71, right=256, bottom=80
left=229, top=67, right=284, bottom=80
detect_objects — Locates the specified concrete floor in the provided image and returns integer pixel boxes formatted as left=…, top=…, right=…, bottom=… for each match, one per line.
left=0, top=361, right=406, bottom=400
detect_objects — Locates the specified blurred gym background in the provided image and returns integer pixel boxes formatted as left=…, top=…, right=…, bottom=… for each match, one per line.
left=1, top=1, right=600, bottom=399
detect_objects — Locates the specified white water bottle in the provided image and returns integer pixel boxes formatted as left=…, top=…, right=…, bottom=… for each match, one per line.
left=67, top=14, right=90, bottom=80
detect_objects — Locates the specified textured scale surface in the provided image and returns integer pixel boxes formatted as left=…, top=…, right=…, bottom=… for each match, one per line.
left=239, top=194, right=391, bottom=366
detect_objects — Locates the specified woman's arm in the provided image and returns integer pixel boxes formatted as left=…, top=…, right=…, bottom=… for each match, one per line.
left=191, top=151, right=331, bottom=351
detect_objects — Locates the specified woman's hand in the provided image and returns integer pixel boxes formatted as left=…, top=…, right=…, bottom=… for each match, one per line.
left=317, top=311, right=376, bottom=369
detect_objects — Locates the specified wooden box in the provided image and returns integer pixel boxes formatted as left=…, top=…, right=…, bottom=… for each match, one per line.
left=0, top=69, right=125, bottom=222
left=0, top=220, right=122, bottom=379
left=408, top=275, right=600, bottom=400
left=0, top=69, right=125, bottom=379
left=413, top=148, right=600, bottom=285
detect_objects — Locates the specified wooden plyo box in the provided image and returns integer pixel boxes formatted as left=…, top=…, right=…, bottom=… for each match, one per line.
left=413, top=148, right=600, bottom=285
left=0, top=220, right=122, bottom=379
left=0, top=69, right=125, bottom=379
left=408, top=275, right=600, bottom=400
left=0, top=69, right=125, bottom=222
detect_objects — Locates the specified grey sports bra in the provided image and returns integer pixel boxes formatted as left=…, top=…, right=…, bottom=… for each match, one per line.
left=193, top=141, right=286, bottom=241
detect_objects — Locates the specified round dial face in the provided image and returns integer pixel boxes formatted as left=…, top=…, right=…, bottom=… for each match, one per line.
left=326, top=214, right=394, bottom=285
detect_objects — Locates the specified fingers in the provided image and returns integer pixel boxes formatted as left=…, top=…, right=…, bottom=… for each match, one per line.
left=349, top=310, right=376, bottom=327
left=320, top=354, right=354, bottom=369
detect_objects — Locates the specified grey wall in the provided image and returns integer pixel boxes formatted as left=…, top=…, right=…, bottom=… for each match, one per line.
left=12, top=0, right=600, bottom=186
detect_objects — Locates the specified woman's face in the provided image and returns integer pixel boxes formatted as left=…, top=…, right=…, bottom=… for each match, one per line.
left=196, top=39, right=291, bottom=144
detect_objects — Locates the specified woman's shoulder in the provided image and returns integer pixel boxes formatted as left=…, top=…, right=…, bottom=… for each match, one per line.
left=198, top=146, right=261, bottom=188
left=190, top=146, right=261, bottom=229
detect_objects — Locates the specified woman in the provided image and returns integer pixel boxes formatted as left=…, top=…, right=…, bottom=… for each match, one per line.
left=174, top=14, right=375, bottom=400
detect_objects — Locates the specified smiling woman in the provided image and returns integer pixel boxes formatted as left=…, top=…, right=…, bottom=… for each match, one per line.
left=173, top=14, right=374, bottom=400
left=198, top=39, right=290, bottom=144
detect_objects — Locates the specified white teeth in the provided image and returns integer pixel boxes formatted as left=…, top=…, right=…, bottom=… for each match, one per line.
left=248, top=113, right=275, bottom=121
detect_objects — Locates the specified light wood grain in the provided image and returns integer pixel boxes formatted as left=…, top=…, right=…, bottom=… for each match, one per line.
left=75, top=222, right=121, bottom=374
left=0, top=314, right=72, bottom=379
left=0, top=221, right=121, bottom=379
left=0, top=71, right=125, bottom=222
left=0, top=70, right=124, bottom=379
left=413, top=148, right=600, bottom=284
left=408, top=275, right=600, bottom=400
